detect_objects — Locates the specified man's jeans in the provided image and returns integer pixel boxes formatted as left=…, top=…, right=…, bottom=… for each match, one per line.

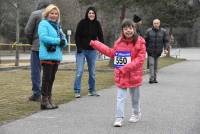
left=115, top=87, right=140, bottom=118
left=31, top=51, right=41, bottom=97
left=74, top=50, right=97, bottom=93
left=148, top=56, right=158, bottom=81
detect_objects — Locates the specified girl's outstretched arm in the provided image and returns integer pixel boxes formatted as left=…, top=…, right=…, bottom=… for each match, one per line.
left=90, top=40, right=115, bottom=58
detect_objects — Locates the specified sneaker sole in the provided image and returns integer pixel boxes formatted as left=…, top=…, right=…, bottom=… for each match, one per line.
left=113, top=124, right=122, bottom=127
left=129, top=117, right=141, bottom=123
left=88, top=94, right=100, bottom=97
left=129, top=119, right=139, bottom=123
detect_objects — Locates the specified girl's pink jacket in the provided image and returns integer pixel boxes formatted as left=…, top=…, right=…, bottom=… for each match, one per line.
left=90, top=36, right=146, bottom=89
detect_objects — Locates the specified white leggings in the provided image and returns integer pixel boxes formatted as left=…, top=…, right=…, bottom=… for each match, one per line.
left=115, top=87, right=140, bottom=118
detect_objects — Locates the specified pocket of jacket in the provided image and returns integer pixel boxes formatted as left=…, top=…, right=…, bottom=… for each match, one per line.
left=129, top=71, right=136, bottom=84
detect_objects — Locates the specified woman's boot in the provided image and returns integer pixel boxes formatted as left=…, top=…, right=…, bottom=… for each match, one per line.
left=41, top=96, right=53, bottom=110
left=48, top=96, right=58, bottom=109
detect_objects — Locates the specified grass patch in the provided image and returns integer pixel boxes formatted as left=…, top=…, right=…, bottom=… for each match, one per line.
left=0, top=56, right=184, bottom=125
left=0, top=61, right=114, bottom=125
left=158, top=56, right=185, bottom=68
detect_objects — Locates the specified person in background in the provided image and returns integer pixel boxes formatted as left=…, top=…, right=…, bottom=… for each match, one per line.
left=133, top=14, right=144, bottom=37
left=73, top=6, right=104, bottom=98
left=38, top=4, right=67, bottom=110
left=25, top=0, right=51, bottom=102
left=90, top=19, right=146, bottom=127
left=144, top=19, right=169, bottom=84
left=133, top=14, right=148, bottom=69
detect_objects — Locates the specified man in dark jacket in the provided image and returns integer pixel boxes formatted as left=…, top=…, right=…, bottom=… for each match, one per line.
left=25, top=0, right=51, bottom=101
left=144, top=19, right=169, bottom=84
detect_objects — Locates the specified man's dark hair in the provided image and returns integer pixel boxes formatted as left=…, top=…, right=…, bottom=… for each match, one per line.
left=36, top=0, right=52, bottom=10
left=133, top=14, right=142, bottom=23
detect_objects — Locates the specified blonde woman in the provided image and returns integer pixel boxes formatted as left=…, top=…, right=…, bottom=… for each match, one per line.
left=38, top=4, right=67, bottom=110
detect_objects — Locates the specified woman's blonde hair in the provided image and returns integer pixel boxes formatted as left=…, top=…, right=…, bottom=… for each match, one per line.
left=42, top=4, right=60, bottom=22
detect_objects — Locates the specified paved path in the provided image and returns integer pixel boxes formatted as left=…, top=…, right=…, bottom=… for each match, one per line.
left=0, top=48, right=200, bottom=134
left=170, top=47, right=200, bottom=60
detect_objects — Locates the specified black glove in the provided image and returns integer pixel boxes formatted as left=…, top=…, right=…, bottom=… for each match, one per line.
left=77, top=48, right=82, bottom=53
left=46, top=45, right=56, bottom=52
left=60, top=39, right=65, bottom=47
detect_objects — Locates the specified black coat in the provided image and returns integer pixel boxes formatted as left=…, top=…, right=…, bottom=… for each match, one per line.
left=75, top=19, right=104, bottom=51
left=144, top=27, right=169, bottom=57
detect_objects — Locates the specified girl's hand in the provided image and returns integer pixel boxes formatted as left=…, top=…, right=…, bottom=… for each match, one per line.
left=90, top=40, right=95, bottom=46
left=164, top=49, right=168, bottom=54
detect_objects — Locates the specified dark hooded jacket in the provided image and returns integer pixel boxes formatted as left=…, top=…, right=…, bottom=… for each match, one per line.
left=24, top=0, right=51, bottom=51
left=75, top=7, right=104, bottom=51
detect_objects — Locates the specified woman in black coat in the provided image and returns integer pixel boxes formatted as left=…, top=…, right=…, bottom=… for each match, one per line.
left=73, top=6, right=104, bottom=98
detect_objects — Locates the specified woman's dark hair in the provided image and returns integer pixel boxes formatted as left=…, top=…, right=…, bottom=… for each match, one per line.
left=121, top=18, right=138, bottom=43
left=85, top=6, right=97, bottom=20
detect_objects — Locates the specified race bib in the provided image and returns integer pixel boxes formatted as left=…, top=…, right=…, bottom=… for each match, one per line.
left=114, top=51, right=131, bottom=68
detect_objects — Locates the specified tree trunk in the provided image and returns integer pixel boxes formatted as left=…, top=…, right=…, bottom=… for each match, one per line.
left=120, top=5, right=126, bottom=23
left=109, top=5, right=126, bottom=67
left=15, top=3, right=20, bottom=66
left=166, top=27, right=173, bottom=57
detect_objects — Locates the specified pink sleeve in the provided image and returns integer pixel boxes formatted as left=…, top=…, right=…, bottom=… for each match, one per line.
left=90, top=40, right=115, bottom=58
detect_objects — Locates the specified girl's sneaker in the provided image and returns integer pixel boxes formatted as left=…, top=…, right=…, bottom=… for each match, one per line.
left=113, top=118, right=123, bottom=127
left=129, top=113, right=141, bottom=123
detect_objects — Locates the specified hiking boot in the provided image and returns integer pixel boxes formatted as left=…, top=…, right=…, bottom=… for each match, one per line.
left=113, top=118, right=123, bottom=127
left=129, top=113, right=141, bottom=123
left=28, top=95, right=41, bottom=102
left=40, top=96, right=53, bottom=110
left=48, top=96, right=58, bottom=109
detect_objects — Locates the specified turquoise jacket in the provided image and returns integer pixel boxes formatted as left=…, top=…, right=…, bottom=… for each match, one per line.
left=38, top=19, right=67, bottom=61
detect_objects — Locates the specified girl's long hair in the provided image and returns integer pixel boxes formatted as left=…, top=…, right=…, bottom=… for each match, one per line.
left=121, top=18, right=138, bottom=43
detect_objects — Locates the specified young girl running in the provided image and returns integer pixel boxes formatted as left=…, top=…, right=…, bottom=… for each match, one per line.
left=90, top=18, right=146, bottom=127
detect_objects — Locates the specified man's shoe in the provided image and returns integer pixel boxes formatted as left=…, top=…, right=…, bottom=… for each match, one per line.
left=29, top=95, right=41, bottom=102
left=129, top=113, right=141, bottom=123
left=75, top=93, right=81, bottom=98
left=113, top=118, right=123, bottom=127
left=154, top=79, right=158, bottom=83
left=88, top=92, right=100, bottom=97
left=149, top=80, right=154, bottom=84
